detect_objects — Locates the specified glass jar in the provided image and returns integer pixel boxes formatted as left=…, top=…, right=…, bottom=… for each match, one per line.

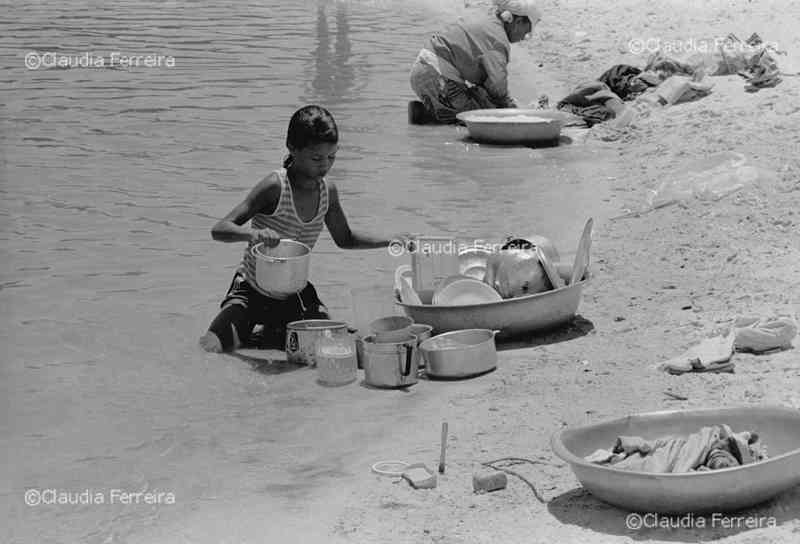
left=315, top=330, right=357, bottom=386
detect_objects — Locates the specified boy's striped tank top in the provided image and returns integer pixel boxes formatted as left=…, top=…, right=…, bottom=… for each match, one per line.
left=242, top=169, right=328, bottom=298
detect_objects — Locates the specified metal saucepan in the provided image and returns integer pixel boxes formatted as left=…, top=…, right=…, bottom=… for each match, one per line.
left=419, top=329, right=498, bottom=379
left=361, top=333, right=419, bottom=388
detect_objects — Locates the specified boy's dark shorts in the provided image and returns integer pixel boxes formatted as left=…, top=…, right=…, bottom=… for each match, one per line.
left=209, top=272, right=329, bottom=350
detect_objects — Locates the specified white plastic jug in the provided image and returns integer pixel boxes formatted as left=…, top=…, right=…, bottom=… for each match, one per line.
left=315, top=330, right=357, bottom=386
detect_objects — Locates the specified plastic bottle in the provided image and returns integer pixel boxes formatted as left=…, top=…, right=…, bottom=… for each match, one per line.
left=315, top=330, right=357, bottom=386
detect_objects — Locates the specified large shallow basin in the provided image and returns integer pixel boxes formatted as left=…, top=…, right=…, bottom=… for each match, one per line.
left=396, top=279, right=585, bottom=338
left=456, top=109, right=568, bottom=144
left=551, top=406, right=800, bottom=514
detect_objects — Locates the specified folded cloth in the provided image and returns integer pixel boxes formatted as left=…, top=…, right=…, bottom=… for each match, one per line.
left=598, top=426, right=721, bottom=473
left=587, top=425, right=768, bottom=472
left=597, top=64, right=649, bottom=100
left=721, top=424, right=771, bottom=464
left=734, top=316, right=798, bottom=352
left=745, top=75, right=782, bottom=92
left=636, top=70, right=663, bottom=86
left=655, top=75, right=714, bottom=105
left=556, top=81, right=623, bottom=126
left=585, top=449, right=624, bottom=464
left=644, top=52, right=697, bottom=78
left=705, top=448, right=739, bottom=469
left=614, top=435, right=656, bottom=455
left=659, top=330, right=735, bottom=374
left=737, top=44, right=783, bottom=92
left=557, top=81, right=621, bottom=107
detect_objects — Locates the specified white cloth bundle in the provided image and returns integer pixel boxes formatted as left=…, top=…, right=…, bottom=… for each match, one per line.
left=734, top=316, right=798, bottom=353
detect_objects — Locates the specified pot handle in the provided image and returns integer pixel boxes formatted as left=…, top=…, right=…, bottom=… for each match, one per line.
left=401, top=344, right=414, bottom=376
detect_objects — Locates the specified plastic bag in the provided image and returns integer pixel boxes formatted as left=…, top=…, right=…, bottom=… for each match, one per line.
left=646, top=152, right=760, bottom=208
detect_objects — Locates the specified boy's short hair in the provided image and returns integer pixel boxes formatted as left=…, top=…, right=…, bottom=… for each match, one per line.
left=286, top=105, right=338, bottom=150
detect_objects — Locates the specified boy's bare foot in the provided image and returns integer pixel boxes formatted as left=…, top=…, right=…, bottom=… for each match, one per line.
left=199, top=331, right=223, bottom=353
left=198, top=325, right=242, bottom=353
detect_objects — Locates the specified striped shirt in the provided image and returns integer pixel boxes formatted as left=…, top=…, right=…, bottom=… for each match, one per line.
left=241, top=169, right=329, bottom=298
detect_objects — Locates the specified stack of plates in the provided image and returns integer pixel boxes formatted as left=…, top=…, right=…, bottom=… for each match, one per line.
left=458, top=248, right=492, bottom=281
left=432, top=277, right=502, bottom=306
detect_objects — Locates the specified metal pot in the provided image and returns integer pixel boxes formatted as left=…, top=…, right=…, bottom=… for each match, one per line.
left=419, top=329, right=498, bottom=378
left=362, top=333, right=419, bottom=388
left=370, top=315, right=413, bottom=343
left=285, top=320, right=350, bottom=366
left=407, top=324, right=433, bottom=368
left=408, top=323, right=433, bottom=344
left=251, top=240, right=310, bottom=298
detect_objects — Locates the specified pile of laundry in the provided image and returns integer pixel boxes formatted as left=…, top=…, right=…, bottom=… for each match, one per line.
left=555, top=33, right=785, bottom=126
left=715, top=33, right=783, bottom=92
left=585, top=424, right=768, bottom=473
left=658, top=315, right=798, bottom=375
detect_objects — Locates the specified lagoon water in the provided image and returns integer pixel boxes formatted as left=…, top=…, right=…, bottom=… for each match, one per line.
left=1, top=1, right=623, bottom=541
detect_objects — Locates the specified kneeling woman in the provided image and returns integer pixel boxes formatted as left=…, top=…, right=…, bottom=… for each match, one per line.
left=409, top=0, right=542, bottom=124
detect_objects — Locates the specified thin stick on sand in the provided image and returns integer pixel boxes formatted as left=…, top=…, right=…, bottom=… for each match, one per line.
left=439, top=422, right=448, bottom=474
left=610, top=200, right=678, bottom=221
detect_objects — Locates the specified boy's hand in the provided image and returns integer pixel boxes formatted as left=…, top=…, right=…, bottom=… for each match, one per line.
left=251, top=227, right=281, bottom=247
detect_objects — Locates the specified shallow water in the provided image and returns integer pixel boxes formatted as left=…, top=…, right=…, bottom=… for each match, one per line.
left=1, top=1, right=623, bottom=541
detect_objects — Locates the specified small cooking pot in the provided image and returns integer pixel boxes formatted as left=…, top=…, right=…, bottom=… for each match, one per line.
left=285, top=320, right=350, bottom=366
left=420, top=329, right=498, bottom=379
left=370, top=315, right=413, bottom=343
left=251, top=240, right=310, bottom=297
left=362, top=333, right=419, bottom=388
left=408, top=323, right=433, bottom=344
left=407, top=324, right=433, bottom=367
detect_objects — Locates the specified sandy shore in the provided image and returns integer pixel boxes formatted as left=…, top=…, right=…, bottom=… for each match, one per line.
left=316, top=1, right=800, bottom=543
